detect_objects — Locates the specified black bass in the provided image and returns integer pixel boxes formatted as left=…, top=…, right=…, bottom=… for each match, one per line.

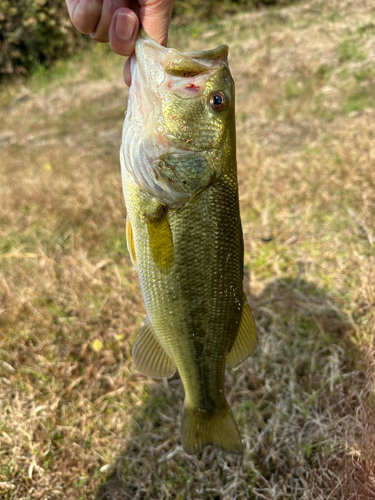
left=120, top=30, right=257, bottom=455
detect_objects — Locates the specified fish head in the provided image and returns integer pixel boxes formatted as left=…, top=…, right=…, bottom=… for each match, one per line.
left=122, top=31, right=235, bottom=205
left=160, top=47, right=235, bottom=152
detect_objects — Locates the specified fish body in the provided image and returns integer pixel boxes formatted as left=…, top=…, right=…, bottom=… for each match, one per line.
left=120, top=31, right=257, bottom=455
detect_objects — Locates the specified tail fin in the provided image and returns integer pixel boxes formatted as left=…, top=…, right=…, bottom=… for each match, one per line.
left=182, top=404, right=243, bottom=455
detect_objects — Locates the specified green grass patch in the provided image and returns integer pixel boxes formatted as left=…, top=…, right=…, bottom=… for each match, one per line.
left=353, top=67, right=375, bottom=82
left=345, top=89, right=375, bottom=113
left=337, top=39, right=367, bottom=63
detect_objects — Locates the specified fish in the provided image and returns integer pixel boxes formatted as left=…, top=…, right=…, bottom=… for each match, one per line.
left=120, top=30, right=257, bottom=455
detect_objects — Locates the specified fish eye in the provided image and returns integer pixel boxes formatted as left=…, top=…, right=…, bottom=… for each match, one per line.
left=209, top=91, right=227, bottom=111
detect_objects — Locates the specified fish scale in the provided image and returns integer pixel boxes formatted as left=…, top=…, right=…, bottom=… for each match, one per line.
left=121, top=30, right=257, bottom=455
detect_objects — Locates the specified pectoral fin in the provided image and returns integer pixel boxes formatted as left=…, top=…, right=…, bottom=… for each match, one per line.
left=227, top=295, right=257, bottom=369
left=148, top=211, right=174, bottom=274
left=132, top=317, right=176, bottom=378
left=126, top=219, right=137, bottom=266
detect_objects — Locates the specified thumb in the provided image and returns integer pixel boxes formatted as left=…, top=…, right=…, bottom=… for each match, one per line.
left=138, top=0, right=176, bottom=46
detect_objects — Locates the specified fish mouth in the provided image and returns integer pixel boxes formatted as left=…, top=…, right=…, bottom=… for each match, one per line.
left=135, top=28, right=230, bottom=110
left=134, top=30, right=231, bottom=153
left=138, top=28, right=229, bottom=73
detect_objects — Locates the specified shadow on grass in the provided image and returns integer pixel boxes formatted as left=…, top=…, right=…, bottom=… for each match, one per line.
left=96, top=276, right=372, bottom=500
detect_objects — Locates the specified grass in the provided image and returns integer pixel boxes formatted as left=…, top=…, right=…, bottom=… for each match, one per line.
left=1, top=0, right=375, bottom=498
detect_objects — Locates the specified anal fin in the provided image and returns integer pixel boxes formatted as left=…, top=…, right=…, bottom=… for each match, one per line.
left=132, top=317, right=176, bottom=378
left=227, top=294, right=257, bottom=369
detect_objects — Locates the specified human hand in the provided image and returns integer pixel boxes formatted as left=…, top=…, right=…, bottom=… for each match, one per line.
left=64, top=0, right=176, bottom=85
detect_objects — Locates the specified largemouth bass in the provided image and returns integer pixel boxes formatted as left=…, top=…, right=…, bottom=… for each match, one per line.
left=120, top=30, right=257, bottom=455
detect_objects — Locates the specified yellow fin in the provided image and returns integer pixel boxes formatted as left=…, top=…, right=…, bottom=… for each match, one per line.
left=148, top=211, right=174, bottom=274
left=126, top=218, right=137, bottom=266
left=227, top=294, right=257, bottom=369
left=182, top=404, right=242, bottom=455
left=132, top=318, right=176, bottom=378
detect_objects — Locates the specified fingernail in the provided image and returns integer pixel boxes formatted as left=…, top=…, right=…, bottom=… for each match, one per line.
left=116, top=13, right=136, bottom=41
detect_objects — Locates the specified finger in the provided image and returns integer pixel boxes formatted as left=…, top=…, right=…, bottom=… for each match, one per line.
left=139, top=0, right=176, bottom=46
left=123, top=57, right=132, bottom=87
left=122, top=0, right=175, bottom=87
left=65, top=0, right=103, bottom=34
left=108, top=8, right=139, bottom=56
left=90, top=0, right=129, bottom=43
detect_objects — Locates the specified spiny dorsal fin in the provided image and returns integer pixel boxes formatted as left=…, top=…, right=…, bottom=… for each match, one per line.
left=132, top=318, right=176, bottom=378
left=126, top=218, right=137, bottom=266
left=227, top=294, right=257, bottom=369
left=147, top=211, right=174, bottom=274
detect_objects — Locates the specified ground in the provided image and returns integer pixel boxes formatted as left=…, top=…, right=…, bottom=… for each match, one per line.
left=0, top=0, right=375, bottom=498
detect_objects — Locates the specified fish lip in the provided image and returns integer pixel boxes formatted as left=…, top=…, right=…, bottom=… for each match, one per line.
left=137, top=28, right=169, bottom=54
left=137, top=28, right=229, bottom=67
left=184, top=45, right=229, bottom=62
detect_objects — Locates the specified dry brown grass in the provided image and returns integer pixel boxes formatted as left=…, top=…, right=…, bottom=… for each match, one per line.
left=1, top=0, right=375, bottom=498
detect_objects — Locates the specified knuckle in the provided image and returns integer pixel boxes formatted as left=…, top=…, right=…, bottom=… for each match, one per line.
left=90, top=32, right=109, bottom=43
